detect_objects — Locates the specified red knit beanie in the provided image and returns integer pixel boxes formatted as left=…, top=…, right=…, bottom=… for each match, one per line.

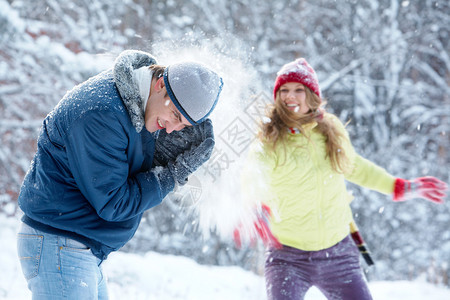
left=273, top=58, right=321, bottom=100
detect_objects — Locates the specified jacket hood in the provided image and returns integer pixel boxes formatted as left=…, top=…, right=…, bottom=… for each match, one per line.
left=113, top=50, right=157, bottom=132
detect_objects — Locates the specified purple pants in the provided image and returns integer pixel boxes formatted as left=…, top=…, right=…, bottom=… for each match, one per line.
left=265, top=236, right=373, bottom=300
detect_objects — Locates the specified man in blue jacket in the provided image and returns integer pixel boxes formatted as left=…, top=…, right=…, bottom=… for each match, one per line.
left=17, top=50, right=223, bottom=299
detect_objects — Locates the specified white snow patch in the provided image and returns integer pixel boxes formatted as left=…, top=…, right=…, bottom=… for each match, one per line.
left=1, top=215, right=450, bottom=299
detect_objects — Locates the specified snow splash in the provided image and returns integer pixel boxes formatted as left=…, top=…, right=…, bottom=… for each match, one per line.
left=150, top=37, right=270, bottom=243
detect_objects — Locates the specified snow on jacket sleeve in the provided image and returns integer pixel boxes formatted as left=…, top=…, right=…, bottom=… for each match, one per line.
left=65, top=109, right=171, bottom=222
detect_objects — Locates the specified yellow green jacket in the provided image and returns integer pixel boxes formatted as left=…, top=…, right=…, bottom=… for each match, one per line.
left=249, top=113, right=395, bottom=251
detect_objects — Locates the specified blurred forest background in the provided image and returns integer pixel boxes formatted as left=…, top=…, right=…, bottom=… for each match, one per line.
left=1, top=0, right=449, bottom=287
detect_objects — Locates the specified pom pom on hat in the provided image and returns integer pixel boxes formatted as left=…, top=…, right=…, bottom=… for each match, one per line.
left=164, top=62, right=223, bottom=125
left=273, top=58, right=321, bottom=100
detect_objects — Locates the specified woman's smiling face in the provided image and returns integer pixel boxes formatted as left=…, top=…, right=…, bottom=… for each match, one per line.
left=278, top=82, right=309, bottom=114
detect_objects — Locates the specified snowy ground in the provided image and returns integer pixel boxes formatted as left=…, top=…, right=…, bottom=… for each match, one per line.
left=2, top=215, right=450, bottom=300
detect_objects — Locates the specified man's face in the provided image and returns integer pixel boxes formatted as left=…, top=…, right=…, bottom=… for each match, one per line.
left=144, top=77, right=191, bottom=133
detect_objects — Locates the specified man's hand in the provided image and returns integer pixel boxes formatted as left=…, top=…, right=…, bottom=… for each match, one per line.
left=155, top=119, right=215, bottom=185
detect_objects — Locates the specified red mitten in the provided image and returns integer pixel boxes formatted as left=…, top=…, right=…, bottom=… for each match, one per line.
left=393, top=176, right=447, bottom=204
left=254, top=204, right=283, bottom=249
left=233, top=204, right=282, bottom=249
left=233, top=226, right=243, bottom=249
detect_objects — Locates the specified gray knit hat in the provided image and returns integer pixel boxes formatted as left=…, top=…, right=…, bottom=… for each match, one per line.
left=163, top=62, right=223, bottom=125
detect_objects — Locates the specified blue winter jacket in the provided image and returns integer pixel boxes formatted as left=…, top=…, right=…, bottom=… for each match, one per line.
left=18, top=51, right=172, bottom=260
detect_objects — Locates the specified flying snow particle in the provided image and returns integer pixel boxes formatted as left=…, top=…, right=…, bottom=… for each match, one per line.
left=262, top=116, right=271, bottom=124
left=165, top=100, right=170, bottom=106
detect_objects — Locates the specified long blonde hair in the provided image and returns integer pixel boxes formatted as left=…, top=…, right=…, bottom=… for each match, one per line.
left=259, top=87, right=349, bottom=173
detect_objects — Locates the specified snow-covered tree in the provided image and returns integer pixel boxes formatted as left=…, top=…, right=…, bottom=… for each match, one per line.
left=1, top=0, right=448, bottom=285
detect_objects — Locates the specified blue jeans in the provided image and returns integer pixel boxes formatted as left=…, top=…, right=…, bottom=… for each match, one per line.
left=17, top=222, right=109, bottom=300
left=265, top=236, right=373, bottom=300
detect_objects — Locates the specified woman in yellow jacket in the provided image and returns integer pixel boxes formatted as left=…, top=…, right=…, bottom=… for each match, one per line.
left=244, top=58, right=447, bottom=300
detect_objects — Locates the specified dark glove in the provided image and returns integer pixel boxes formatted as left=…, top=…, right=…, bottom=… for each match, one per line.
left=155, top=119, right=215, bottom=185
left=153, top=121, right=207, bottom=166
left=393, top=176, right=447, bottom=204
left=233, top=204, right=282, bottom=249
